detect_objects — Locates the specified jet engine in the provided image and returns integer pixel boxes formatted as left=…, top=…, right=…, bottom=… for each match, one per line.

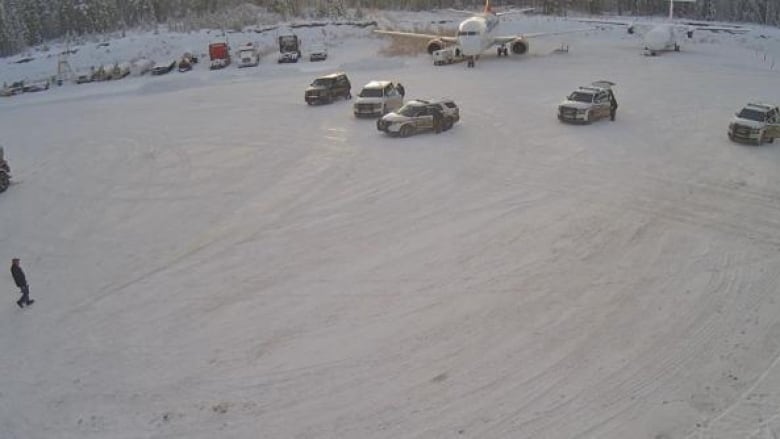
left=510, top=38, right=529, bottom=55
left=686, top=29, right=694, bottom=38
left=627, top=25, right=635, bottom=35
left=427, top=39, right=445, bottom=54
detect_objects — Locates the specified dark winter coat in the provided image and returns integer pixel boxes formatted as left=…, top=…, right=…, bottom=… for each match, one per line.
left=609, top=91, right=618, bottom=110
left=11, top=265, right=26, bottom=287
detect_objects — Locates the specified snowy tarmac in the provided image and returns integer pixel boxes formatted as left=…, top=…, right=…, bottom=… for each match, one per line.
left=1, top=13, right=780, bottom=439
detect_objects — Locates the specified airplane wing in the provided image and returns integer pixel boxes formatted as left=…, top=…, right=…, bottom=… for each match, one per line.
left=493, top=27, right=594, bottom=45
left=373, top=29, right=458, bottom=43
left=447, top=8, right=478, bottom=15
left=686, top=25, right=751, bottom=34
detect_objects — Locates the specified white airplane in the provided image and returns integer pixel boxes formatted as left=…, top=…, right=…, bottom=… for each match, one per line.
left=576, top=0, right=749, bottom=56
left=374, top=0, right=591, bottom=67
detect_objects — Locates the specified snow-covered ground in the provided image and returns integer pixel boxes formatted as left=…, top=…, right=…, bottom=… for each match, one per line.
left=2, top=11, right=780, bottom=439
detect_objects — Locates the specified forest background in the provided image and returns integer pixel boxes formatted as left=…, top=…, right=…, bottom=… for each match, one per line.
left=0, top=0, right=778, bottom=56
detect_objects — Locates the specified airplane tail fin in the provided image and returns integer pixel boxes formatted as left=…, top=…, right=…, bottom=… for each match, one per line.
left=484, top=0, right=492, bottom=14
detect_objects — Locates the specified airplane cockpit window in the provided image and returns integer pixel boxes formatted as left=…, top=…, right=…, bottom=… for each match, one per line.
left=457, top=31, right=478, bottom=36
left=569, top=92, right=594, bottom=103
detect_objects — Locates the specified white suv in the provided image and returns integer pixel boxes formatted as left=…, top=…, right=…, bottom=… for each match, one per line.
left=728, top=103, right=780, bottom=145
left=558, top=81, right=616, bottom=124
left=353, top=81, right=404, bottom=118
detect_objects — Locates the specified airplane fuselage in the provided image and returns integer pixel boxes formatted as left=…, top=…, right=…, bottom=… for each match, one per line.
left=457, top=14, right=500, bottom=57
left=643, top=23, right=679, bottom=54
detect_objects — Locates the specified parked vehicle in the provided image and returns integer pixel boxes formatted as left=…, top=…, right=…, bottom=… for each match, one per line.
left=237, top=43, right=260, bottom=68
left=309, top=43, right=328, bottom=62
left=22, top=79, right=49, bottom=92
left=433, top=46, right=464, bottom=65
left=131, top=58, right=155, bottom=76
left=0, top=146, right=10, bottom=193
left=353, top=81, right=404, bottom=117
left=305, top=72, right=351, bottom=105
left=178, top=52, right=198, bottom=72
left=558, top=81, right=617, bottom=124
left=377, top=99, right=460, bottom=137
left=278, top=34, right=301, bottom=63
left=105, top=62, right=131, bottom=80
left=151, top=60, right=177, bottom=75
left=728, top=103, right=780, bottom=145
left=209, top=42, right=231, bottom=70
left=75, top=74, right=93, bottom=84
left=0, top=81, right=25, bottom=96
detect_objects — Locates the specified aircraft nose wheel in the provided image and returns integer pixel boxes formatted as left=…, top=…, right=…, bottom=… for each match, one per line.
left=467, top=57, right=475, bottom=68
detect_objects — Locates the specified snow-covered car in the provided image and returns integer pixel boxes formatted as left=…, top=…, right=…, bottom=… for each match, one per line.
left=305, top=72, right=351, bottom=105
left=353, top=81, right=404, bottom=118
left=728, top=103, right=780, bottom=145
left=151, top=61, right=176, bottom=75
left=22, top=80, right=49, bottom=92
left=309, top=44, right=328, bottom=62
left=0, top=81, right=25, bottom=96
left=178, top=52, right=198, bottom=72
left=558, top=81, right=616, bottom=124
left=75, top=74, right=93, bottom=84
left=237, top=44, right=260, bottom=68
left=377, top=99, right=460, bottom=137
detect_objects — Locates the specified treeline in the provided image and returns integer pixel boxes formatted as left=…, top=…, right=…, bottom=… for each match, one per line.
left=0, top=0, right=778, bottom=56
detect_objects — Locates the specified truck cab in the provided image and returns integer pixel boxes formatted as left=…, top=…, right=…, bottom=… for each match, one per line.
left=728, top=103, right=780, bottom=145
left=278, top=35, right=301, bottom=63
left=209, top=42, right=231, bottom=70
left=353, top=81, right=404, bottom=118
left=237, top=43, right=260, bottom=68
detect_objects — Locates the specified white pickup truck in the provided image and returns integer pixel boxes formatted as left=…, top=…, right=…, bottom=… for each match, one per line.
left=728, top=103, right=780, bottom=145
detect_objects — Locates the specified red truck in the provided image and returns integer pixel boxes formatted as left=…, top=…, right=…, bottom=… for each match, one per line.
left=209, top=42, right=231, bottom=70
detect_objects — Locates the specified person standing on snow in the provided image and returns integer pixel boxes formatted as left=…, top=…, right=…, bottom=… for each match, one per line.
left=10, top=258, right=34, bottom=308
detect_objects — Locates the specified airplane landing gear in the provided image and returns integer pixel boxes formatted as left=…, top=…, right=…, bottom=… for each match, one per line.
left=497, top=46, right=509, bottom=57
left=467, top=56, right=475, bottom=68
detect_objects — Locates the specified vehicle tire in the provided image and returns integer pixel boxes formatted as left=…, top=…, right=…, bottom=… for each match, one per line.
left=444, top=118, right=453, bottom=131
left=674, top=44, right=680, bottom=52
left=400, top=125, right=413, bottom=138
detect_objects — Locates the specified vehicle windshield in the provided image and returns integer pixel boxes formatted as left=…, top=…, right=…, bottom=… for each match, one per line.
left=359, top=88, right=383, bottom=98
left=311, top=78, right=333, bottom=87
left=737, top=108, right=766, bottom=122
left=568, top=92, right=594, bottom=103
left=398, top=105, right=422, bottom=117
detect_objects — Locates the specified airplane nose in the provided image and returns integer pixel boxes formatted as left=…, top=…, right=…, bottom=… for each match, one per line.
left=458, top=37, right=481, bottom=56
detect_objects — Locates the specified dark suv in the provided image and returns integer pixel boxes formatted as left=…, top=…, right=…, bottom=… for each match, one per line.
left=305, top=72, right=351, bottom=105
